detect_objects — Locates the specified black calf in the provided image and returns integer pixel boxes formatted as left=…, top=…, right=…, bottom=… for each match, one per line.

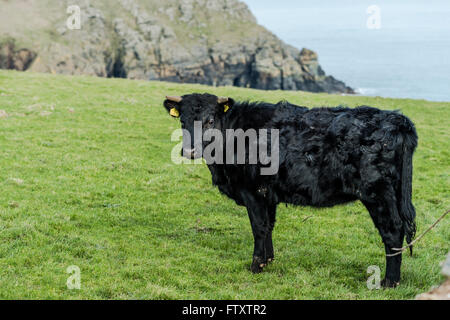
left=163, top=93, right=418, bottom=287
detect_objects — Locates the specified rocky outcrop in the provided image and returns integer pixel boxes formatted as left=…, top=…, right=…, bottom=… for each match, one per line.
left=0, top=39, right=36, bottom=71
left=0, top=0, right=354, bottom=94
left=29, top=1, right=114, bottom=77
left=416, top=253, right=450, bottom=300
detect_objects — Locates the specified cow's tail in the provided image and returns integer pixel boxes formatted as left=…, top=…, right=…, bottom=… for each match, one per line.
left=399, top=120, right=418, bottom=255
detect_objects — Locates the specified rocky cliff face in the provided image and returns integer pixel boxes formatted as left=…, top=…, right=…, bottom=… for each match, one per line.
left=0, top=0, right=354, bottom=94
left=0, top=39, right=36, bottom=71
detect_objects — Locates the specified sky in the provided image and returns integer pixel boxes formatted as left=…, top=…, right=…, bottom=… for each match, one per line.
left=241, top=0, right=450, bottom=101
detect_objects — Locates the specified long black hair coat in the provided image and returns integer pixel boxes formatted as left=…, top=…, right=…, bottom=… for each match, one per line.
left=163, top=93, right=418, bottom=287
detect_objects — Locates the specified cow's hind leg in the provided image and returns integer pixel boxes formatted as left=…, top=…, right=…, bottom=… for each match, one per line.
left=363, top=195, right=404, bottom=288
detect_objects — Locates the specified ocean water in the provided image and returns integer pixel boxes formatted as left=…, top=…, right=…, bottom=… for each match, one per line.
left=243, top=0, right=450, bottom=101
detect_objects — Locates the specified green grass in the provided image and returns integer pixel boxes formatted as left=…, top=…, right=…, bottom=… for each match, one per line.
left=0, top=70, right=448, bottom=299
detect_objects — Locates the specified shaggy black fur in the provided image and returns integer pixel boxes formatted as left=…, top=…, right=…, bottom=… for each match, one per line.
left=163, top=93, right=418, bottom=287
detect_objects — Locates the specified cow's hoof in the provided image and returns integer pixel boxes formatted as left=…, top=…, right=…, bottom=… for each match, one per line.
left=381, top=278, right=400, bottom=288
left=251, top=256, right=266, bottom=273
left=266, top=257, right=274, bottom=264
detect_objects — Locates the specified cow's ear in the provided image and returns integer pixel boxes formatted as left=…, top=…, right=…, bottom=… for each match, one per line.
left=163, top=96, right=182, bottom=118
left=218, top=97, right=234, bottom=114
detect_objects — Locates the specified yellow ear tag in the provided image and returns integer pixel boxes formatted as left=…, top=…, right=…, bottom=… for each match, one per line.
left=224, top=104, right=230, bottom=113
left=170, top=108, right=179, bottom=118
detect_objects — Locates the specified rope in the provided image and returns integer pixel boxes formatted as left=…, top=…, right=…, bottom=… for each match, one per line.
left=386, top=209, right=449, bottom=257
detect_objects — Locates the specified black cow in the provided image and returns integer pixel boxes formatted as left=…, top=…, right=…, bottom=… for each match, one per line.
left=163, top=93, right=418, bottom=287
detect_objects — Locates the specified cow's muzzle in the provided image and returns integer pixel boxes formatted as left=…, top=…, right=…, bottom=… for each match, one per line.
left=182, top=148, right=200, bottom=159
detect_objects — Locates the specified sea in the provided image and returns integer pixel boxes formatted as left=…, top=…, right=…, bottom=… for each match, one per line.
left=243, top=0, right=450, bottom=102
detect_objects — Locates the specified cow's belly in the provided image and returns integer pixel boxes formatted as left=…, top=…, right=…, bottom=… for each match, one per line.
left=277, top=188, right=358, bottom=208
left=273, top=166, right=359, bottom=207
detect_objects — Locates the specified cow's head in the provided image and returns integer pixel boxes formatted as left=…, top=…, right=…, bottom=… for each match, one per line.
left=163, top=93, right=234, bottom=159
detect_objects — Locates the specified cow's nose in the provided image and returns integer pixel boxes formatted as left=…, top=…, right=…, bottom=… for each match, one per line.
left=182, top=148, right=196, bottom=159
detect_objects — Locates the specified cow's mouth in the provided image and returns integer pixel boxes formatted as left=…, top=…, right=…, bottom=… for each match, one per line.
left=182, top=148, right=201, bottom=159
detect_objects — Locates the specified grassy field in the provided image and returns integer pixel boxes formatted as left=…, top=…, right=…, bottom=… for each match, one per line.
left=0, top=70, right=448, bottom=299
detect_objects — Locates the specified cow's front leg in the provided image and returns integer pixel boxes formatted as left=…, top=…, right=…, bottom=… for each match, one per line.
left=265, top=204, right=277, bottom=263
left=249, top=207, right=269, bottom=273
left=242, top=192, right=270, bottom=273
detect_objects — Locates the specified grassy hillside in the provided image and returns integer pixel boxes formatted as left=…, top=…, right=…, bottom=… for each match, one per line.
left=0, top=70, right=448, bottom=299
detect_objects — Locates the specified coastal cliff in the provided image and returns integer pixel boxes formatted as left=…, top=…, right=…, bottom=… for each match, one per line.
left=0, top=0, right=353, bottom=94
